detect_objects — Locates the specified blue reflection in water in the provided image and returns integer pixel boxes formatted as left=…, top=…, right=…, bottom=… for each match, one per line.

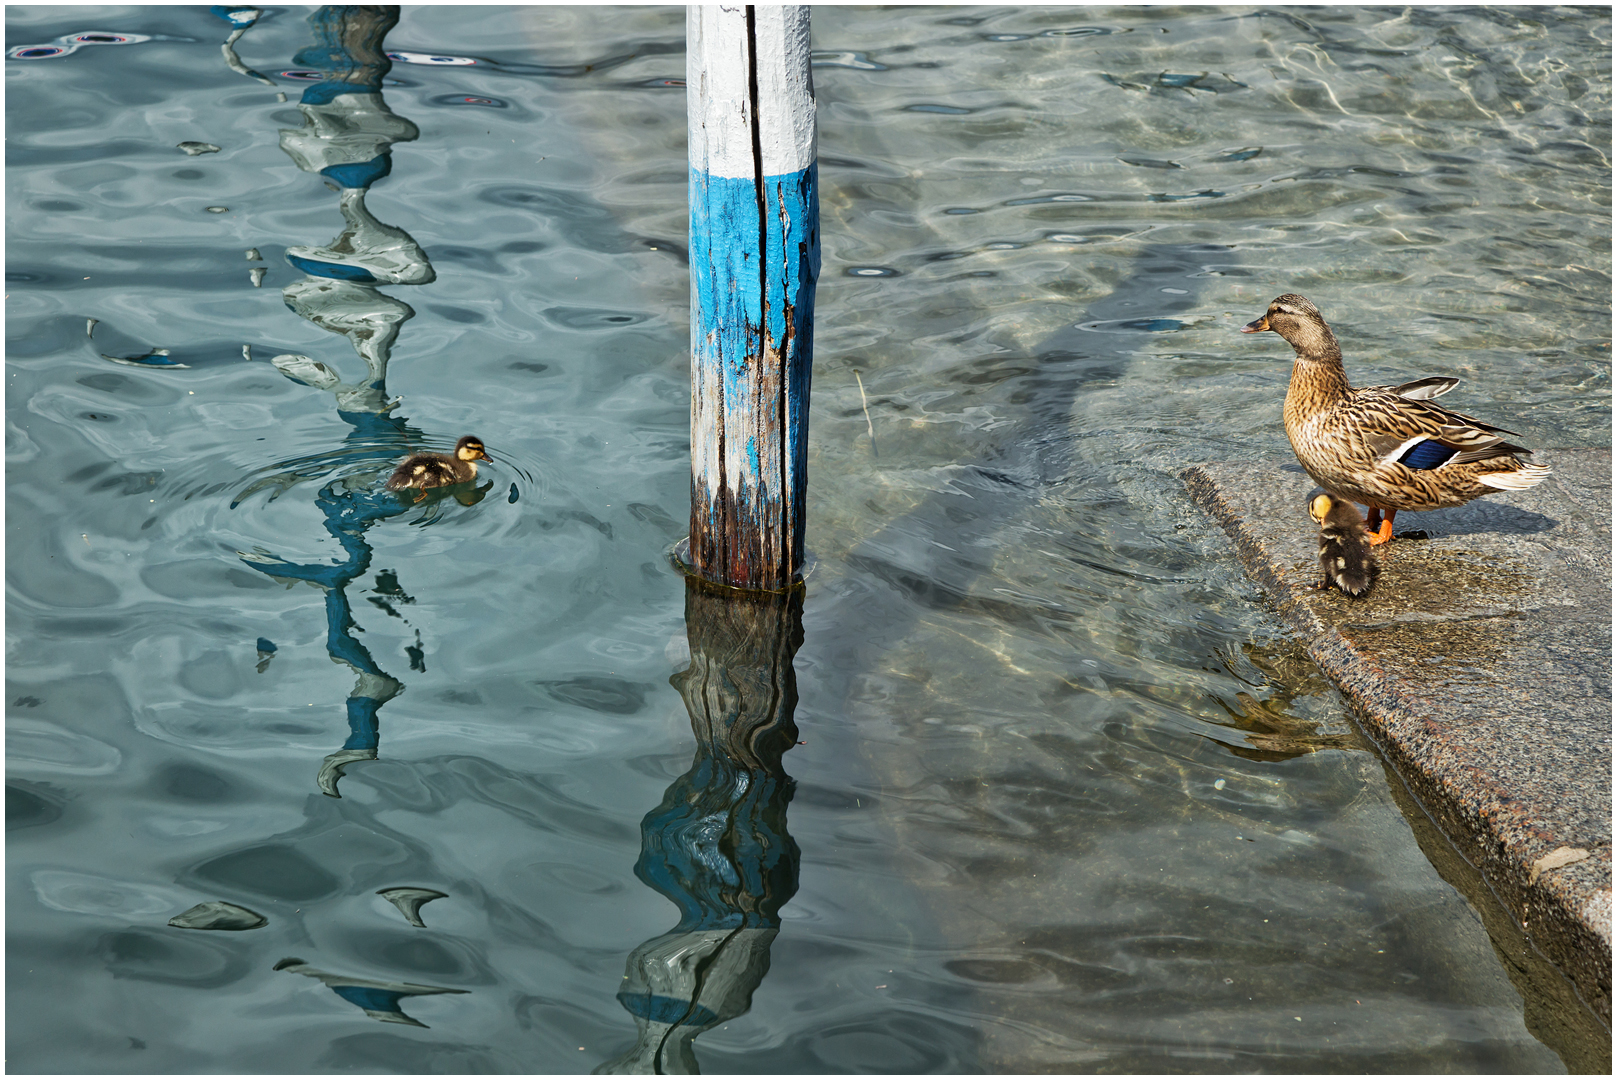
left=209, top=6, right=275, bottom=86
left=233, top=5, right=471, bottom=1030
left=236, top=425, right=415, bottom=798
left=600, top=582, right=802, bottom=1074
left=274, top=956, right=467, bottom=1028
left=234, top=3, right=435, bottom=804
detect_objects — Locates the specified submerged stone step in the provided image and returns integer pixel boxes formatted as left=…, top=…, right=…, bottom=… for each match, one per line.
left=1182, top=448, right=1612, bottom=1032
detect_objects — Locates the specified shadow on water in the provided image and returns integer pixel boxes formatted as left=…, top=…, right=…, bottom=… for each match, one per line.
left=835, top=241, right=1234, bottom=646
left=807, top=234, right=1589, bottom=1069
left=598, top=579, right=803, bottom=1074
left=830, top=235, right=1551, bottom=754
left=832, top=228, right=1602, bottom=1067
left=801, top=242, right=1285, bottom=1070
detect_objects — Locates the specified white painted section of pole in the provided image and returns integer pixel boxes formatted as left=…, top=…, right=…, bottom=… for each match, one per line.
left=688, top=5, right=816, bottom=179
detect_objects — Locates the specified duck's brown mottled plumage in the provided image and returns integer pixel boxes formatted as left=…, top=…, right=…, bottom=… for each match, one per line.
left=1309, top=492, right=1377, bottom=597
left=386, top=435, right=491, bottom=494
left=1243, top=294, right=1549, bottom=543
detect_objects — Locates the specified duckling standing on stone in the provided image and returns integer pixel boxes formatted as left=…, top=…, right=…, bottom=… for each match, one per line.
left=1243, top=294, right=1549, bottom=545
left=1309, top=492, right=1378, bottom=597
left=385, top=435, right=491, bottom=499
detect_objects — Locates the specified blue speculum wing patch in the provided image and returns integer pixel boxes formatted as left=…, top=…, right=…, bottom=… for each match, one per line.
left=1398, top=439, right=1457, bottom=470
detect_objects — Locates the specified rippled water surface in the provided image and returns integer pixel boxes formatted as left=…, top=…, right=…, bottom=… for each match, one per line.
left=7, top=5, right=1610, bottom=1073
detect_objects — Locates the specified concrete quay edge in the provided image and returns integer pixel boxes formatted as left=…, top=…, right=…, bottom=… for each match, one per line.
left=1182, top=447, right=1612, bottom=1034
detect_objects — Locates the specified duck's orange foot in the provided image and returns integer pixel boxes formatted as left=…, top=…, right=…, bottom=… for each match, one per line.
left=1362, top=506, right=1397, bottom=546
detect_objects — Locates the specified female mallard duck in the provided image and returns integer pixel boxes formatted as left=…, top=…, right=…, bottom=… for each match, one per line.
left=385, top=435, right=491, bottom=496
left=1243, top=294, right=1549, bottom=544
left=1309, top=492, right=1378, bottom=597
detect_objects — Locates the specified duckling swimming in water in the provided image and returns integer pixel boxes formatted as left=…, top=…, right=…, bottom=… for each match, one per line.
left=1309, top=492, right=1378, bottom=597
left=386, top=435, right=491, bottom=497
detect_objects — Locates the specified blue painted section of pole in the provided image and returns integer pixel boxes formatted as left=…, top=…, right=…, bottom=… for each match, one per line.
left=688, top=5, right=819, bottom=590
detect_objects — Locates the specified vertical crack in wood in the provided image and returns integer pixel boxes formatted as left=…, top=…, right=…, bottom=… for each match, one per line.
left=745, top=6, right=767, bottom=332
left=744, top=4, right=776, bottom=586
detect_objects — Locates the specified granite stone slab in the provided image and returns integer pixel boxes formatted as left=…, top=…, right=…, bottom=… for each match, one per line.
left=1182, top=448, right=1612, bottom=1033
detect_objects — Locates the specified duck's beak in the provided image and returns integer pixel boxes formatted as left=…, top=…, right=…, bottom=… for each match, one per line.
left=1241, top=314, right=1271, bottom=334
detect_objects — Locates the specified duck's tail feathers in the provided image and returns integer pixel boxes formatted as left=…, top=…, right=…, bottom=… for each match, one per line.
left=1331, top=564, right=1376, bottom=597
left=1476, top=462, right=1551, bottom=491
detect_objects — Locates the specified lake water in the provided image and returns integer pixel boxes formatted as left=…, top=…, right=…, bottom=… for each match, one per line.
left=6, top=4, right=1609, bottom=1073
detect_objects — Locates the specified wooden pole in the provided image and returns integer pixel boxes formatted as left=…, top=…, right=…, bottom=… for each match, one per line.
left=687, top=5, right=819, bottom=590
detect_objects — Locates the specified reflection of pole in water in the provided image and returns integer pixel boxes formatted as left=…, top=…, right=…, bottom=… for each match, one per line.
left=598, top=580, right=802, bottom=1075
left=274, top=956, right=466, bottom=1028
left=237, top=4, right=438, bottom=795
left=239, top=475, right=407, bottom=796
left=212, top=6, right=276, bottom=87
left=271, top=4, right=431, bottom=418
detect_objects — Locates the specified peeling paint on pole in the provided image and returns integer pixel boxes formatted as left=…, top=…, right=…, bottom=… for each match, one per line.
left=688, top=5, right=819, bottom=590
